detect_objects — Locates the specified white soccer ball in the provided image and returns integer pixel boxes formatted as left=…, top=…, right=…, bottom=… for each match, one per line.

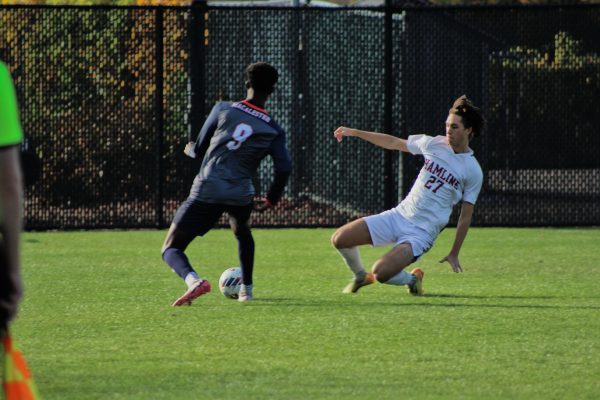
left=219, top=267, right=242, bottom=299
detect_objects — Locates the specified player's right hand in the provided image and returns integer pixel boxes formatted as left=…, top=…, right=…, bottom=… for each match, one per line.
left=184, top=142, right=196, bottom=158
left=334, top=127, right=356, bottom=142
left=253, top=198, right=273, bottom=212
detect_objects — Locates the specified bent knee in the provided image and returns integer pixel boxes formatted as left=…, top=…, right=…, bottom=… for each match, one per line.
left=161, top=246, right=172, bottom=260
left=330, top=231, right=340, bottom=248
left=331, top=230, right=346, bottom=249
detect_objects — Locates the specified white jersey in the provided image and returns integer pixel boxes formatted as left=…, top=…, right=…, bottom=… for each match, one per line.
left=396, top=134, right=483, bottom=237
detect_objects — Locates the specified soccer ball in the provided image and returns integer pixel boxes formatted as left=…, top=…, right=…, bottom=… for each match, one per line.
left=219, top=267, right=242, bottom=299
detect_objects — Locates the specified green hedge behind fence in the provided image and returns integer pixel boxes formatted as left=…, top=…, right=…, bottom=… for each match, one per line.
left=1, top=4, right=598, bottom=229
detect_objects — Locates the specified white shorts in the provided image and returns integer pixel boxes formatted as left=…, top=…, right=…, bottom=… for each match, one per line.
left=364, top=209, right=435, bottom=259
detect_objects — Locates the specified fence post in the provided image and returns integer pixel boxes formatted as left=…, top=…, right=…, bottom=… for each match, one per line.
left=384, top=0, right=395, bottom=210
left=290, top=7, right=307, bottom=201
left=156, top=7, right=165, bottom=227
left=189, top=0, right=206, bottom=140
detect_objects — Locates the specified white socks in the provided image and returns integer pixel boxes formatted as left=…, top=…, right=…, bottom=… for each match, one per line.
left=184, top=272, right=200, bottom=288
left=383, top=270, right=415, bottom=286
left=239, top=284, right=253, bottom=300
left=338, top=247, right=366, bottom=279
left=338, top=247, right=416, bottom=286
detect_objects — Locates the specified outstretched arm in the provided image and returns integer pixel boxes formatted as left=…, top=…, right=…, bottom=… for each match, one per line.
left=334, top=126, right=409, bottom=152
left=440, top=202, right=475, bottom=273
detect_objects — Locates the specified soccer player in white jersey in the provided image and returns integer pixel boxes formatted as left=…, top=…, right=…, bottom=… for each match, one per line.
left=331, top=95, right=484, bottom=295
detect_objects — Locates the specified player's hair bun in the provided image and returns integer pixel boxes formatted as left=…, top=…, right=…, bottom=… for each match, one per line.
left=450, top=95, right=485, bottom=137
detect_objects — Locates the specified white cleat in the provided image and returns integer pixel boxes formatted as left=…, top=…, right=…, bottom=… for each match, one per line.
left=238, top=293, right=253, bottom=302
left=238, top=284, right=253, bottom=302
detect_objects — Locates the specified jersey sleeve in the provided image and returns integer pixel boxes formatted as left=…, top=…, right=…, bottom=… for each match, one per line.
left=0, top=62, right=23, bottom=148
left=193, top=102, right=224, bottom=160
left=406, top=134, right=433, bottom=155
left=269, top=129, right=292, bottom=174
left=265, top=128, right=292, bottom=205
left=462, top=163, right=483, bottom=204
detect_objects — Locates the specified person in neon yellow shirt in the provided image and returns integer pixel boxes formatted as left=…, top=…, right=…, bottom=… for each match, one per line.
left=0, top=61, right=24, bottom=335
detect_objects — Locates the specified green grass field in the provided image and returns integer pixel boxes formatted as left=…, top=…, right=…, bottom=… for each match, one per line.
left=12, top=228, right=600, bottom=399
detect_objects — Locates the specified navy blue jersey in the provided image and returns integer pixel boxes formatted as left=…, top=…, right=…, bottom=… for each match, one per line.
left=189, top=101, right=292, bottom=206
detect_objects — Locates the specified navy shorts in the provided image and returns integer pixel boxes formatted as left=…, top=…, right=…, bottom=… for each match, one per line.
left=172, top=198, right=253, bottom=237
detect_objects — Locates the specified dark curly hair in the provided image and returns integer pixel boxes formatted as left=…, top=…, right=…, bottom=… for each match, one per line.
left=246, top=62, right=279, bottom=94
left=449, top=95, right=485, bottom=137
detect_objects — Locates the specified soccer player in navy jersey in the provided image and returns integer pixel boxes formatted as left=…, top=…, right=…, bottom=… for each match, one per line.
left=162, top=62, right=292, bottom=305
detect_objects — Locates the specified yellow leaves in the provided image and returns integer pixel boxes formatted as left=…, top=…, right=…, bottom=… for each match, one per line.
left=493, top=32, right=600, bottom=71
left=0, top=0, right=190, bottom=4
left=133, top=0, right=189, bottom=5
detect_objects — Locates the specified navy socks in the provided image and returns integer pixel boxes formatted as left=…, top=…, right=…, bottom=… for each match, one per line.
left=163, top=234, right=254, bottom=286
left=162, top=248, right=195, bottom=279
left=237, top=232, right=255, bottom=286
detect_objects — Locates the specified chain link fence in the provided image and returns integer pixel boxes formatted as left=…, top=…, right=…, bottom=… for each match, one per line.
left=1, top=3, right=598, bottom=229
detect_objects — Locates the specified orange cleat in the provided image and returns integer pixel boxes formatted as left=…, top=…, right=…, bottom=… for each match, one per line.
left=407, top=268, right=424, bottom=296
left=342, top=272, right=375, bottom=294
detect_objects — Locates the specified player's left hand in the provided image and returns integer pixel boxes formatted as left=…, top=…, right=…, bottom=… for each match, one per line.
left=253, top=198, right=273, bottom=212
left=439, top=254, right=463, bottom=273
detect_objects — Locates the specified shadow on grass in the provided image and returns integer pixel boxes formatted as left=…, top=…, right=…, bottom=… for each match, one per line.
left=426, top=293, right=560, bottom=300
left=248, top=296, right=600, bottom=311
left=396, top=302, right=600, bottom=310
